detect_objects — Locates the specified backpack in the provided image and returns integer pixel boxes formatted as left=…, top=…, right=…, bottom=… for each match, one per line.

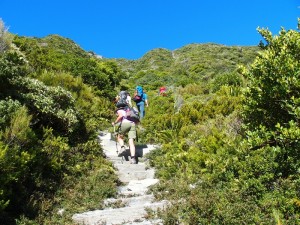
left=116, top=91, right=128, bottom=108
left=133, top=86, right=144, bottom=102
left=125, top=106, right=140, bottom=123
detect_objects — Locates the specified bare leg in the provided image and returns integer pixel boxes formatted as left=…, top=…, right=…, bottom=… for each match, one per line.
left=128, top=138, right=135, bottom=157
left=117, top=134, right=125, bottom=151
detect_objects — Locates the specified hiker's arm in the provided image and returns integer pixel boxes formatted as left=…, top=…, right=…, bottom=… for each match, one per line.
left=127, top=96, right=132, bottom=107
left=112, top=111, right=123, bottom=126
left=144, top=95, right=149, bottom=107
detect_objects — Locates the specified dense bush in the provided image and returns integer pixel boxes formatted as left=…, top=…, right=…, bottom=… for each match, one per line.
left=13, top=35, right=125, bottom=99
left=146, top=21, right=300, bottom=224
left=37, top=70, right=112, bottom=135
left=0, top=22, right=118, bottom=224
left=241, top=24, right=300, bottom=178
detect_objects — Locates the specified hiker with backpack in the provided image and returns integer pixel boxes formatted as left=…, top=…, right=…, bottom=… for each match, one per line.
left=159, top=86, right=167, bottom=96
left=115, top=90, right=132, bottom=108
left=133, top=86, right=148, bottom=119
left=113, top=91, right=140, bottom=164
left=142, top=89, right=149, bottom=116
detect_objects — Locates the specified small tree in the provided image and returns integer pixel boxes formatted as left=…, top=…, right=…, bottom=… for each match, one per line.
left=242, top=19, right=300, bottom=177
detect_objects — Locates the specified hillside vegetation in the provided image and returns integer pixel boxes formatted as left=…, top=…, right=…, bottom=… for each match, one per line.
left=114, top=43, right=258, bottom=91
left=0, top=17, right=300, bottom=224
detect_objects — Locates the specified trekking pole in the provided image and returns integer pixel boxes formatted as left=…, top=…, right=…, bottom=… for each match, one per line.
left=113, top=125, right=119, bottom=155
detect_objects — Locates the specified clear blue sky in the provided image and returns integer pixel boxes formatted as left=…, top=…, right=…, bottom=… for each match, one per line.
left=1, top=0, right=299, bottom=59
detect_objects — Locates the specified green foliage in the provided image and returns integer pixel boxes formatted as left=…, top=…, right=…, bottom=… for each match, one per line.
left=18, top=137, right=118, bottom=225
left=147, top=21, right=300, bottom=224
left=242, top=27, right=300, bottom=131
left=0, top=51, right=29, bottom=99
left=210, top=71, right=243, bottom=94
left=0, top=98, right=22, bottom=129
left=12, top=35, right=124, bottom=99
left=135, top=48, right=173, bottom=71
left=138, top=93, right=176, bottom=143
left=11, top=76, right=80, bottom=135
left=0, top=19, right=13, bottom=53
left=145, top=84, right=243, bottom=183
left=242, top=25, right=300, bottom=178
left=12, top=35, right=90, bottom=72
left=0, top=105, right=36, bottom=215
left=0, top=29, right=118, bottom=223
left=37, top=70, right=112, bottom=133
left=115, top=43, right=258, bottom=90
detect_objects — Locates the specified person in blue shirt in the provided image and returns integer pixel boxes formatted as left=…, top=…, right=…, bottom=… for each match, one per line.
left=133, top=87, right=148, bottom=119
left=141, top=90, right=149, bottom=118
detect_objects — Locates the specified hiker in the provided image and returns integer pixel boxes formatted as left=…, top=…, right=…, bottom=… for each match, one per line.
left=115, top=90, right=131, bottom=108
left=159, top=86, right=167, bottom=96
left=112, top=106, right=137, bottom=164
left=142, top=89, right=149, bottom=117
left=133, top=86, right=148, bottom=119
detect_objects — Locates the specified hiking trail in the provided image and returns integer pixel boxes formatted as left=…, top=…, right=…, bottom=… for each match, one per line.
left=72, top=131, right=168, bottom=225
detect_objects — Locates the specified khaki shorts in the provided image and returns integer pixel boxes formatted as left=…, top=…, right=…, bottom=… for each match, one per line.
left=119, top=121, right=136, bottom=139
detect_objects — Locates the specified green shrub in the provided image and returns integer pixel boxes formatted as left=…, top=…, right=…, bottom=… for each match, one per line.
left=0, top=106, right=36, bottom=215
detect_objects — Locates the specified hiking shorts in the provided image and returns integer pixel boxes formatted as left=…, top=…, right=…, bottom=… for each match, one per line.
left=119, top=121, right=136, bottom=139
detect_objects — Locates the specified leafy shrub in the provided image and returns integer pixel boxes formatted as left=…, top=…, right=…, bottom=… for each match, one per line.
left=210, top=72, right=243, bottom=94
left=0, top=30, right=118, bottom=224
left=146, top=22, right=300, bottom=223
left=242, top=24, right=300, bottom=180
left=13, top=35, right=124, bottom=99
left=11, top=77, right=80, bottom=135
left=0, top=98, right=22, bottom=128
left=0, top=105, right=36, bottom=216
left=37, top=70, right=112, bottom=133
left=0, top=51, right=28, bottom=99
left=0, top=19, right=13, bottom=53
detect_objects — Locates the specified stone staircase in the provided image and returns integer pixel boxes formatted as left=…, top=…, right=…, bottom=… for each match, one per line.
left=72, top=131, right=168, bottom=225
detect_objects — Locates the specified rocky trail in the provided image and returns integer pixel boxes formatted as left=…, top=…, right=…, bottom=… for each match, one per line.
left=72, top=131, right=168, bottom=225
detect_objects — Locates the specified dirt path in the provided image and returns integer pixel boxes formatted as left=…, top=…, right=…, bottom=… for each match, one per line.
left=72, top=131, right=167, bottom=225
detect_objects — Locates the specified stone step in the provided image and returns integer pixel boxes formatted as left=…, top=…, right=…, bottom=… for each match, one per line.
left=72, top=200, right=168, bottom=225
left=122, top=219, right=163, bottom=225
left=101, top=138, right=159, bottom=159
left=117, top=169, right=155, bottom=183
left=72, top=132, right=164, bottom=225
left=104, top=194, right=155, bottom=208
left=118, top=179, right=159, bottom=196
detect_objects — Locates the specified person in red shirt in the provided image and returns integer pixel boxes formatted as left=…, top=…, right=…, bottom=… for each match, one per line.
left=159, top=86, right=167, bottom=96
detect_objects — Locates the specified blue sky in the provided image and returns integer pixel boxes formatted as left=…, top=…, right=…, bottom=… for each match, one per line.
left=1, top=0, right=299, bottom=59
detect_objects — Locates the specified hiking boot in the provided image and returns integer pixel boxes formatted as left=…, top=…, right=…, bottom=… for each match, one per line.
left=118, top=146, right=126, bottom=156
left=130, top=157, right=137, bottom=164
